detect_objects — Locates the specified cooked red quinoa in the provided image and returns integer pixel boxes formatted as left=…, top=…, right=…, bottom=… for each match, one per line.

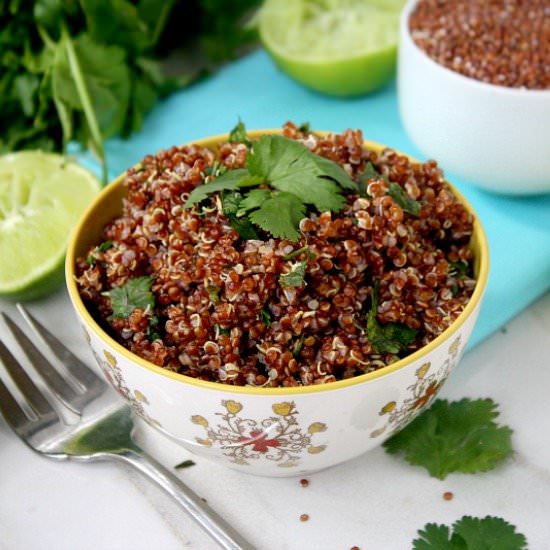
left=409, top=0, right=550, bottom=90
left=76, top=122, right=476, bottom=388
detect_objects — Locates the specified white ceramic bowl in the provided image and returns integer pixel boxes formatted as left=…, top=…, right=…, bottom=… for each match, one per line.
left=66, top=131, right=489, bottom=477
left=398, top=0, right=550, bottom=195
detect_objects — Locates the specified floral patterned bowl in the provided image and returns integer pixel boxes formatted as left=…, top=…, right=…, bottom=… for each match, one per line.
left=65, top=132, right=489, bottom=477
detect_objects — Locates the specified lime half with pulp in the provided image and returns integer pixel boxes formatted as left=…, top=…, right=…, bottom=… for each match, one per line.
left=0, top=151, right=101, bottom=301
left=259, top=0, right=406, bottom=96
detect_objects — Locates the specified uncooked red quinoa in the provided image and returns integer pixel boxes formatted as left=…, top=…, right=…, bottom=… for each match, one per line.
left=409, top=0, right=550, bottom=89
left=76, top=122, right=477, bottom=388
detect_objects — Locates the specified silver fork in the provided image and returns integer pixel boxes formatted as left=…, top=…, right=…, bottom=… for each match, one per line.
left=0, top=304, right=254, bottom=550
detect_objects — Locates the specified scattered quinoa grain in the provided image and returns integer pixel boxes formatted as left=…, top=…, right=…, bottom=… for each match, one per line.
left=351, top=546, right=360, bottom=550
left=443, top=491, right=454, bottom=501
left=299, top=513, right=310, bottom=522
left=299, top=478, right=310, bottom=487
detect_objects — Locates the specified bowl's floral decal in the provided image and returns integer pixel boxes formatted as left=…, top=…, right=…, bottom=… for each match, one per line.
left=91, top=348, right=160, bottom=428
left=192, top=400, right=328, bottom=468
left=370, top=336, right=463, bottom=439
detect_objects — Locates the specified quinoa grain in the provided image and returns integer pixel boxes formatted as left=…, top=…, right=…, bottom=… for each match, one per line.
left=409, top=0, right=550, bottom=89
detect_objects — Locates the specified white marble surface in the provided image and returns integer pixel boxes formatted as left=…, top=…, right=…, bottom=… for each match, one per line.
left=1, top=289, right=549, bottom=550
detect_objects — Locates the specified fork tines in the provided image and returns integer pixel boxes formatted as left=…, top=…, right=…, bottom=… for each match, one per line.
left=0, top=305, right=105, bottom=422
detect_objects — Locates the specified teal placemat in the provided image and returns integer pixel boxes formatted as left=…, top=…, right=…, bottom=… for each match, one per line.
left=83, top=50, right=550, bottom=348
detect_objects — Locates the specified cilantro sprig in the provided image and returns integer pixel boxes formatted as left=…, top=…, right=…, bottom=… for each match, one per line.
left=279, top=260, right=308, bottom=288
left=358, top=162, right=422, bottom=215
left=367, top=283, right=417, bottom=355
left=413, top=516, right=527, bottom=550
left=103, top=276, right=160, bottom=340
left=384, top=398, right=513, bottom=479
left=186, top=124, right=358, bottom=242
left=103, top=276, right=155, bottom=318
left=228, top=119, right=251, bottom=147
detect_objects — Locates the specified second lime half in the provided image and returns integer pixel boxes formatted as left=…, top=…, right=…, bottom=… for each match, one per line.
left=259, top=0, right=406, bottom=96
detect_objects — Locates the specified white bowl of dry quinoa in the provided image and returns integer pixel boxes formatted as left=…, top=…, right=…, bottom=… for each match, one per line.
left=398, top=0, right=550, bottom=195
left=66, top=123, right=489, bottom=476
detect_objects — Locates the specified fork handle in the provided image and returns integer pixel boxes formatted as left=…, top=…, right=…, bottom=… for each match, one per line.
left=112, top=449, right=255, bottom=550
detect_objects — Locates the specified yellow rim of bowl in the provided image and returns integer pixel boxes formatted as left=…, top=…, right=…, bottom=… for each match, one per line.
left=66, top=129, right=489, bottom=396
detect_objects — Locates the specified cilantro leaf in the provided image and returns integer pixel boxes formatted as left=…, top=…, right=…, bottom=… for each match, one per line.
left=413, top=523, right=460, bottom=550
left=146, top=315, right=160, bottom=342
left=367, top=283, right=417, bottom=355
left=384, top=398, right=514, bottom=479
left=237, top=188, right=272, bottom=215
left=228, top=119, right=251, bottom=147
left=454, top=516, right=527, bottom=550
left=98, top=240, right=114, bottom=252
left=293, top=335, right=305, bottom=358
left=358, top=161, right=381, bottom=197
left=450, top=260, right=469, bottom=278
left=103, top=276, right=155, bottom=319
left=174, top=459, right=196, bottom=469
left=388, top=181, right=422, bottom=216
left=248, top=192, right=306, bottom=241
left=279, top=260, right=307, bottom=288
left=247, top=135, right=356, bottom=211
left=259, top=307, right=272, bottom=327
left=186, top=131, right=357, bottom=241
left=185, top=168, right=249, bottom=207
left=222, top=191, right=259, bottom=240
left=206, top=284, right=220, bottom=304
left=361, top=161, right=382, bottom=181
left=413, top=517, right=527, bottom=550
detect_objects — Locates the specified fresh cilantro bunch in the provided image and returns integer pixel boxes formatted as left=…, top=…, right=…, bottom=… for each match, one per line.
left=384, top=398, right=513, bottom=479
left=413, top=516, right=527, bottom=549
left=186, top=129, right=358, bottom=241
left=0, top=0, right=260, bottom=180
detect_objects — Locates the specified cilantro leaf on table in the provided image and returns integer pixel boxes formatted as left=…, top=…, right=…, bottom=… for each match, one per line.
left=384, top=398, right=513, bottom=479
left=367, top=283, right=417, bottom=355
left=174, top=459, right=196, bottom=469
left=413, top=516, right=527, bottom=550
left=103, top=276, right=155, bottom=318
left=453, top=516, right=527, bottom=550
left=413, top=523, right=457, bottom=550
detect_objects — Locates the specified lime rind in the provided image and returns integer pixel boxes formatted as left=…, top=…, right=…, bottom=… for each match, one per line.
left=0, top=151, right=100, bottom=300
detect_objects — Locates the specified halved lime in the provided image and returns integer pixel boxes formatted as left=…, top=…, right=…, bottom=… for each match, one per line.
left=259, top=0, right=406, bottom=96
left=0, top=152, right=101, bottom=301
